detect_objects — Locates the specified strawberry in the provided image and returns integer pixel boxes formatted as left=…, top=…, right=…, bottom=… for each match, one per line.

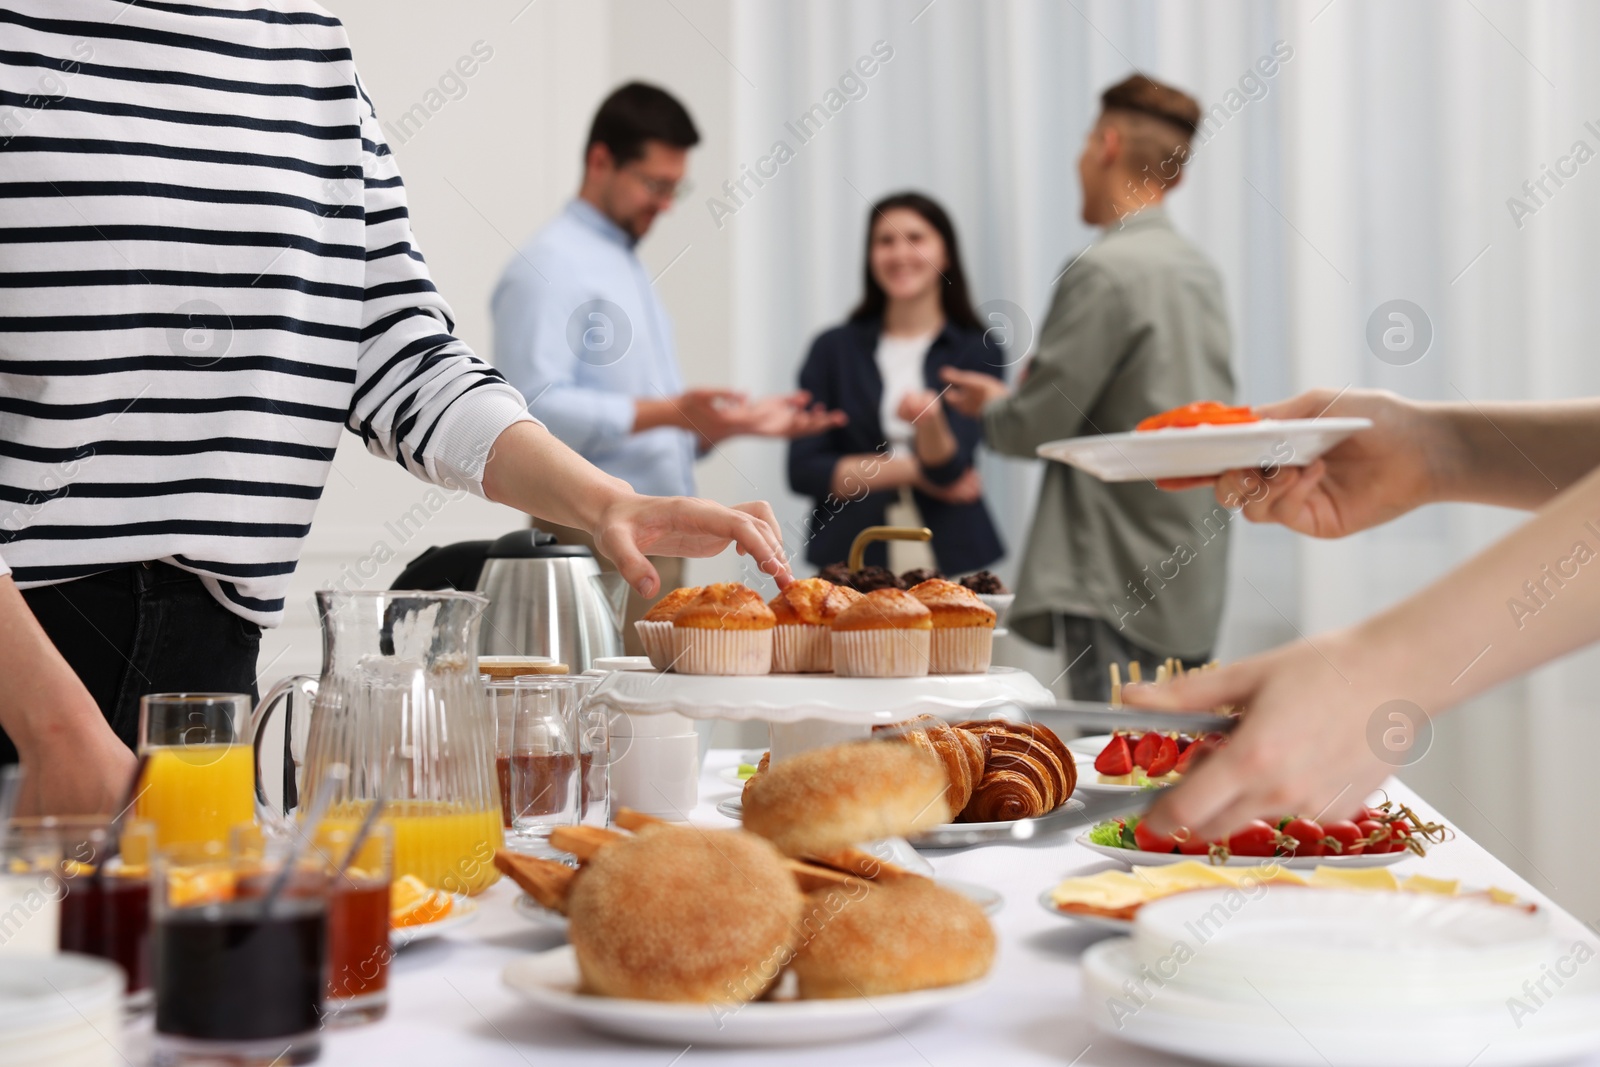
left=1173, top=737, right=1212, bottom=774
left=1132, top=731, right=1162, bottom=771
left=1094, top=734, right=1134, bottom=776
left=1146, top=735, right=1180, bottom=777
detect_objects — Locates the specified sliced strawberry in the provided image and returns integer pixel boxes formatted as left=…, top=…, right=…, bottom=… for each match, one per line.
left=1173, top=737, right=1212, bottom=775
left=1132, top=731, right=1162, bottom=771
left=1146, top=735, right=1180, bottom=777
left=1094, top=735, right=1134, bottom=776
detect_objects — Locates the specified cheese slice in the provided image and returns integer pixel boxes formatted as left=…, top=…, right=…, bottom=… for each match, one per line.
left=1128, top=861, right=1236, bottom=894
left=1309, top=866, right=1400, bottom=891
left=1400, top=874, right=1460, bottom=896
left=1049, top=870, right=1151, bottom=911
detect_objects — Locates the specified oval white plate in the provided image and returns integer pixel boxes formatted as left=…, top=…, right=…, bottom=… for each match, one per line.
left=1077, top=834, right=1413, bottom=870
left=502, top=945, right=988, bottom=1047
left=720, top=794, right=1084, bottom=849
left=1038, top=417, right=1372, bottom=483
left=390, top=894, right=478, bottom=948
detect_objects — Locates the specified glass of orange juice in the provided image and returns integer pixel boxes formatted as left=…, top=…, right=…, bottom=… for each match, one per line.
left=136, top=694, right=258, bottom=849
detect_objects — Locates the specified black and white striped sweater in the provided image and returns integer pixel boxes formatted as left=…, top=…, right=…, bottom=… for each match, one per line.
left=0, top=0, right=533, bottom=624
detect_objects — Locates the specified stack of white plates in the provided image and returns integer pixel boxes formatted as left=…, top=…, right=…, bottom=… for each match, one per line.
left=0, top=954, right=124, bottom=1067
left=1083, top=889, right=1600, bottom=1066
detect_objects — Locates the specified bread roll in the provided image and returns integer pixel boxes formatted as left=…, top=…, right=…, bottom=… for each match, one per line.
left=791, top=877, right=995, bottom=998
left=565, top=824, right=804, bottom=1002
left=740, top=742, right=950, bottom=857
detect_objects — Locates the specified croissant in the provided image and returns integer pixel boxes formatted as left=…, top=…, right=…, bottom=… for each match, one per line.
left=874, top=716, right=988, bottom=814
left=953, top=720, right=1077, bottom=821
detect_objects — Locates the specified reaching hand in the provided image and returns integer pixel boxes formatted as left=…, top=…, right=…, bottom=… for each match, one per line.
left=938, top=367, right=1009, bottom=418
left=723, top=390, right=847, bottom=439
left=1123, top=636, right=1395, bottom=841
left=915, top=466, right=984, bottom=505
left=1168, top=388, right=1444, bottom=539
left=591, top=495, right=792, bottom=597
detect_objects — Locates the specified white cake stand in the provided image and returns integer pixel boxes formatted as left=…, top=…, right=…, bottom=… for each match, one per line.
left=586, top=667, right=1052, bottom=762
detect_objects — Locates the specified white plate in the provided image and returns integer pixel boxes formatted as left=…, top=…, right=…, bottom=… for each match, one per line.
left=390, top=894, right=478, bottom=948
left=718, top=793, right=1071, bottom=856
left=502, top=945, right=988, bottom=1047
left=587, top=667, right=1052, bottom=725
left=1077, top=834, right=1412, bottom=870
left=1037, top=417, right=1372, bottom=483
left=512, top=892, right=569, bottom=931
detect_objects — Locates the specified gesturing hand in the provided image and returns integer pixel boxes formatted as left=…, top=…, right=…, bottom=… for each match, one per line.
left=723, top=390, right=847, bottom=439
left=592, top=495, right=792, bottom=597
left=938, top=367, right=1009, bottom=418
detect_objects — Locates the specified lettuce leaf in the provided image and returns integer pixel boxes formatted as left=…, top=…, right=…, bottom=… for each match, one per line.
left=1087, top=820, right=1126, bottom=847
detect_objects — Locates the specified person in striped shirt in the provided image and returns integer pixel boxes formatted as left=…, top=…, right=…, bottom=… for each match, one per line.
left=0, top=1, right=791, bottom=814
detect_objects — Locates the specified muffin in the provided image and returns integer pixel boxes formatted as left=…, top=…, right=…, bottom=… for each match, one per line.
left=768, top=579, right=864, bottom=673
left=829, top=589, right=932, bottom=677
left=634, top=585, right=703, bottom=670
left=816, top=562, right=854, bottom=587
left=908, top=579, right=996, bottom=674
left=671, top=583, right=776, bottom=675
left=957, top=570, right=1007, bottom=594
left=849, top=565, right=905, bottom=592
left=899, top=568, right=943, bottom=588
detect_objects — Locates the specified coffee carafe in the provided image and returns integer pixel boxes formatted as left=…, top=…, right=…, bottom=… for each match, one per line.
left=391, top=529, right=628, bottom=672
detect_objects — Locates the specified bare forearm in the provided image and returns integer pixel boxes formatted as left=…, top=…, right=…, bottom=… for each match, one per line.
left=0, top=578, right=104, bottom=755
left=480, top=421, right=634, bottom=532
left=1431, top=399, right=1600, bottom=509
left=632, top=397, right=687, bottom=433
left=1353, top=461, right=1600, bottom=717
left=911, top=411, right=959, bottom=467
left=830, top=454, right=918, bottom=498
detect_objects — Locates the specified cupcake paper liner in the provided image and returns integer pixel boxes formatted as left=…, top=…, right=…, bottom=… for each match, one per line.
left=635, top=620, right=676, bottom=671
left=929, top=626, right=994, bottom=675
left=671, top=627, right=774, bottom=675
left=772, top=624, right=832, bottom=673
left=830, top=628, right=931, bottom=678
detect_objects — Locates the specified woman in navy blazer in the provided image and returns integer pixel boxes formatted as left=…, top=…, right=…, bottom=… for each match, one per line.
left=788, top=192, right=1004, bottom=574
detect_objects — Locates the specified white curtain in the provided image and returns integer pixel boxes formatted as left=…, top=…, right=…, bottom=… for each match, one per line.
left=718, top=0, right=1600, bottom=915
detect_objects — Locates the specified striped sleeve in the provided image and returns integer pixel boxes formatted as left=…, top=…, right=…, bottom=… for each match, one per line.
left=346, top=74, right=534, bottom=494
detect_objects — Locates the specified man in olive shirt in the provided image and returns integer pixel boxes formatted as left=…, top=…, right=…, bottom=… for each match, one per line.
left=944, top=75, right=1233, bottom=701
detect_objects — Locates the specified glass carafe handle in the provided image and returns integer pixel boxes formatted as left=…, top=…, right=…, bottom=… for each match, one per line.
left=252, top=674, right=319, bottom=820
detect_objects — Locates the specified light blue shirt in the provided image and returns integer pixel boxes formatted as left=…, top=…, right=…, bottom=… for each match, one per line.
left=492, top=199, right=696, bottom=497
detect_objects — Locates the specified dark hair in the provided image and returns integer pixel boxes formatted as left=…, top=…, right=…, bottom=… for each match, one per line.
left=586, top=82, right=700, bottom=167
left=1100, top=74, right=1201, bottom=136
left=847, top=192, right=980, bottom=332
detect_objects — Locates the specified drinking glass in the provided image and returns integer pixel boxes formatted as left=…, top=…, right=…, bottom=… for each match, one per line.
left=0, top=835, right=61, bottom=957
left=518, top=674, right=608, bottom=828
left=487, top=679, right=581, bottom=853
left=137, top=693, right=258, bottom=848
left=315, top=819, right=392, bottom=1026
left=151, top=839, right=327, bottom=1066
left=9, top=816, right=156, bottom=1004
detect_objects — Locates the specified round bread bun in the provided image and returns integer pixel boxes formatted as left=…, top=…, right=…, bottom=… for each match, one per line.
left=791, top=877, right=996, bottom=998
left=642, top=585, right=703, bottom=622
left=830, top=588, right=932, bottom=631
left=565, top=825, right=804, bottom=1003
left=907, top=579, right=997, bottom=629
left=740, top=742, right=951, bottom=856
left=673, top=582, right=776, bottom=630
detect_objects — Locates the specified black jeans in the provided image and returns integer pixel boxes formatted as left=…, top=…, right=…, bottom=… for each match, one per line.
left=1059, top=613, right=1211, bottom=704
left=4, top=562, right=263, bottom=765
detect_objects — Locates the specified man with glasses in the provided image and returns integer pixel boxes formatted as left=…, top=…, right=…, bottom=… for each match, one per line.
left=493, top=83, right=841, bottom=644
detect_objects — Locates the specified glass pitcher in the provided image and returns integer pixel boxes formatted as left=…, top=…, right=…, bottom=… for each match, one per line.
left=255, top=590, right=503, bottom=895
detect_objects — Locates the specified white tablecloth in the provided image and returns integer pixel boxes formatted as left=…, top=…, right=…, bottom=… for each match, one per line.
left=318, top=750, right=1600, bottom=1066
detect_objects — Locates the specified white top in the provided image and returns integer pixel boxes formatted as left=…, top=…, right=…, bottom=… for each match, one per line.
left=0, top=1, right=536, bottom=622
left=314, top=750, right=1600, bottom=1066
left=875, top=328, right=939, bottom=450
